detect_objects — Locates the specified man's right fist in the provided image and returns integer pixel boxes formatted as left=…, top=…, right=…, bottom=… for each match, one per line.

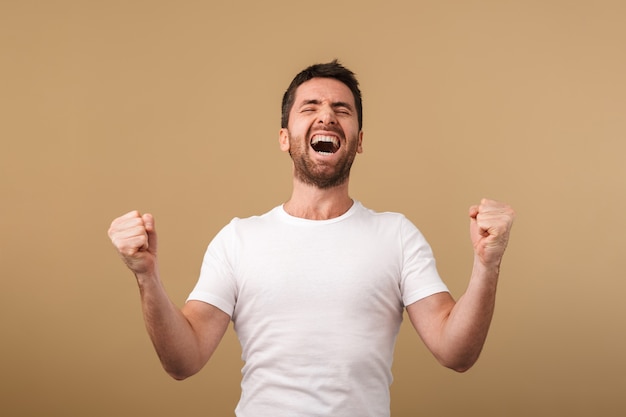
left=108, top=210, right=158, bottom=275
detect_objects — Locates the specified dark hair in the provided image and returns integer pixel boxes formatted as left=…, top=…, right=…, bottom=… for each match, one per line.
left=281, top=59, right=363, bottom=130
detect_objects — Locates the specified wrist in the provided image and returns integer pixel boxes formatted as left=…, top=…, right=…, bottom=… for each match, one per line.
left=134, top=264, right=160, bottom=288
left=472, top=256, right=501, bottom=285
left=474, top=253, right=502, bottom=271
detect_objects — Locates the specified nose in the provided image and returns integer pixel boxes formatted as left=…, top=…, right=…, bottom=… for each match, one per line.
left=317, top=104, right=337, bottom=125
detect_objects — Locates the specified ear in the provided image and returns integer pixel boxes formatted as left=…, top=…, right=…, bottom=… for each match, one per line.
left=357, top=130, right=364, bottom=154
left=279, top=128, right=290, bottom=152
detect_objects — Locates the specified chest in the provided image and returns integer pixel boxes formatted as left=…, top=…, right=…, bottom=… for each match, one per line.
left=231, top=224, right=404, bottom=322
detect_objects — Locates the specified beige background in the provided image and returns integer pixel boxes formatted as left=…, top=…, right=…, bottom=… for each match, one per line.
left=2, top=1, right=625, bottom=416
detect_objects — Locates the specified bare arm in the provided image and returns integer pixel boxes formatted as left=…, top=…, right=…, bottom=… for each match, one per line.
left=108, top=211, right=230, bottom=380
left=407, top=199, right=515, bottom=372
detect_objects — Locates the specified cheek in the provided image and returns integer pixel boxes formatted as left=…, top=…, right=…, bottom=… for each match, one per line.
left=290, top=120, right=316, bottom=142
left=294, top=117, right=313, bottom=132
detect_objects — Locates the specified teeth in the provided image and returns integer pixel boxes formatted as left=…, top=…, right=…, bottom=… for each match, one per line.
left=311, top=135, right=340, bottom=154
left=311, top=135, right=339, bottom=147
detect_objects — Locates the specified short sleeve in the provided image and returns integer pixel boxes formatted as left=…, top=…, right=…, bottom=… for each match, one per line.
left=399, top=217, right=449, bottom=306
left=186, top=221, right=238, bottom=317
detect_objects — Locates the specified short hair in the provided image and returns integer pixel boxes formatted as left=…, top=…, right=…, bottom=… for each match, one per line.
left=281, top=60, right=363, bottom=130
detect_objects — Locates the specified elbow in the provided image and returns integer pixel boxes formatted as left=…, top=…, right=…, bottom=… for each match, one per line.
left=168, top=371, right=191, bottom=381
left=164, top=364, right=199, bottom=381
left=159, top=352, right=205, bottom=381
left=438, top=352, right=481, bottom=373
left=447, top=361, right=475, bottom=373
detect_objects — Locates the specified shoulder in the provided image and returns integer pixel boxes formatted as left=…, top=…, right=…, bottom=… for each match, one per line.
left=355, top=203, right=435, bottom=251
left=226, top=205, right=282, bottom=227
left=355, top=202, right=416, bottom=230
left=216, top=206, right=284, bottom=241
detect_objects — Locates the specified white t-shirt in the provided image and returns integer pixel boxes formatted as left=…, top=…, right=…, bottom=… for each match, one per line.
left=187, top=201, right=448, bottom=417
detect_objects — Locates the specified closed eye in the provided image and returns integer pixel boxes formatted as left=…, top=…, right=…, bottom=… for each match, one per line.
left=297, top=100, right=354, bottom=115
left=332, top=102, right=353, bottom=115
left=299, top=100, right=320, bottom=113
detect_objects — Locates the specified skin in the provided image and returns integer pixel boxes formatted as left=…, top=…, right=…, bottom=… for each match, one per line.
left=108, top=76, right=515, bottom=379
left=407, top=199, right=515, bottom=371
left=279, top=78, right=363, bottom=219
left=108, top=211, right=230, bottom=380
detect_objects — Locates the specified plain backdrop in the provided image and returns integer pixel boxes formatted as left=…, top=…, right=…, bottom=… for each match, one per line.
left=1, top=1, right=625, bottom=416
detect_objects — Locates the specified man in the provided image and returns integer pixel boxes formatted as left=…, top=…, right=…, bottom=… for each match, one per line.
left=108, top=60, right=515, bottom=416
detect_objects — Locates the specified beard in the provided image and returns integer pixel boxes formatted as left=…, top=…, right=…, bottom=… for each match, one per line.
left=287, top=129, right=359, bottom=189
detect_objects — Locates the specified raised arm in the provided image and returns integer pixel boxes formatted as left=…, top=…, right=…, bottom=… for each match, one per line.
left=407, top=199, right=515, bottom=372
left=108, top=211, right=230, bottom=380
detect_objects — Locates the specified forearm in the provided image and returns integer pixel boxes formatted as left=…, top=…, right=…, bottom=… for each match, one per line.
left=438, top=258, right=499, bottom=371
left=412, top=199, right=514, bottom=372
left=135, top=270, right=205, bottom=380
left=109, top=211, right=219, bottom=379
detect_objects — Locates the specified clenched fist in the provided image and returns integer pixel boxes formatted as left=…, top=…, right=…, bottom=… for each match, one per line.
left=469, top=199, right=515, bottom=267
left=108, top=210, right=158, bottom=275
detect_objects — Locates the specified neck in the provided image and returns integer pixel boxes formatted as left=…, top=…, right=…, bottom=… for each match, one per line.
left=283, top=179, right=353, bottom=220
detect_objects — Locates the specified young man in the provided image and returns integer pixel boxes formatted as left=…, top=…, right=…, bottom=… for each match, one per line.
left=108, top=60, right=515, bottom=417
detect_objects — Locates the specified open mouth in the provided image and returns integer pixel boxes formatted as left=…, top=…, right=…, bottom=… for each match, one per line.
left=311, top=135, right=340, bottom=154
